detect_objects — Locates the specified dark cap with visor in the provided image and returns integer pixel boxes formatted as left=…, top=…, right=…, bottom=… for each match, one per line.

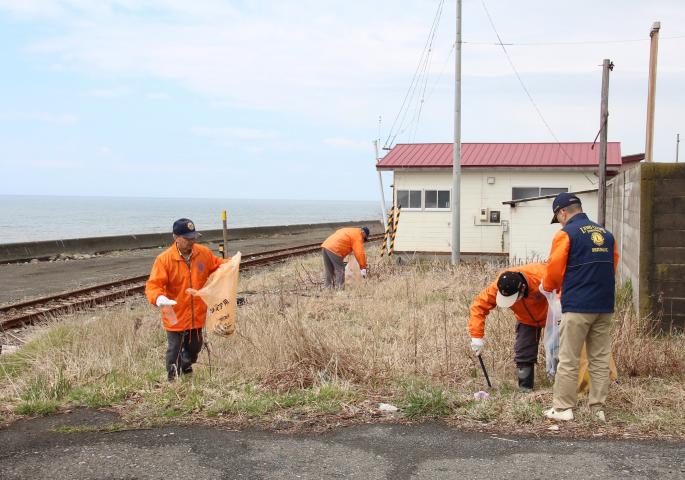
left=551, top=192, right=582, bottom=224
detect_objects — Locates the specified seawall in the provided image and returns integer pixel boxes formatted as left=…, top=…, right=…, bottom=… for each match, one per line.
left=0, top=220, right=379, bottom=263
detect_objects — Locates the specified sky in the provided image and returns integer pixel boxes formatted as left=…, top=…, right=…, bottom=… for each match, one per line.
left=0, top=0, right=683, bottom=201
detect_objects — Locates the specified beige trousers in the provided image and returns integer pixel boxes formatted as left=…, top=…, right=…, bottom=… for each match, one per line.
left=552, top=312, right=613, bottom=410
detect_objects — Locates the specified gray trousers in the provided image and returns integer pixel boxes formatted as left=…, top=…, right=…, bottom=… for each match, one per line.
left=166, top=328, right=203, bottom=379
left=514, top=322, right=543, bottom=368
left=322, top=248, right=345, bottom=289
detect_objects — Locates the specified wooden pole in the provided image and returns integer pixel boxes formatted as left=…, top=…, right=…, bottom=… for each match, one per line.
left=645, top=21, right=660, bottom=163
left=598, top=59, right=612, bottom=227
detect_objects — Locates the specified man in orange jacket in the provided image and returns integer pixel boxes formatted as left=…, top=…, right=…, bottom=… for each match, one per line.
left=145, top=218, right=226, bottom=381
left=321, top=226, right=369, bottom=289
left=468, top=263, right=548, bottom=391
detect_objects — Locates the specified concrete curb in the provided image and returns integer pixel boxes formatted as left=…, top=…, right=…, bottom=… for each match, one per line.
left=0, top=220, right=380, bottom=263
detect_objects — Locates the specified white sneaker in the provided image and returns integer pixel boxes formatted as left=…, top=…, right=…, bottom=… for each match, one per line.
left=544, top=408, right=574, bottom=421
left=595, top=410, right=606, bottom=422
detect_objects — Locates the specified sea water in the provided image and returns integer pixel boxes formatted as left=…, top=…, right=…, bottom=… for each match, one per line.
left=0, top=195, right=382, bottom=244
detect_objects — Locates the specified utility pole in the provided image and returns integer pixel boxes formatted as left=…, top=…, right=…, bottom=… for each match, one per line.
left=374, top=139, right=387, bottom=233
left=645, top=21, right=660, bottom=162
left=598, top=59, right=612, bottom=227
left=676, top=133, right=680, bottom=163
left=451, top=0, right=462, bottom=265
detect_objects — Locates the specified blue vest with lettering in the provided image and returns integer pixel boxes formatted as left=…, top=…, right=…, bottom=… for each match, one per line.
left=560, top=213, right=616, bottom=313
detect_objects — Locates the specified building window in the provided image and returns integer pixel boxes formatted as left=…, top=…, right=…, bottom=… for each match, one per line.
left=397, top=190, right=422, bottom=209
left=425, top=190, right=450, bottom=209
left=540, top=187, right=569, bottom=196
left=512, top=187, right=568, bottom=200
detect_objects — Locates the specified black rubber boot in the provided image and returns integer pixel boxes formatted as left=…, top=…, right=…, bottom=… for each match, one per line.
left=517, top=365, right=534, bottom=392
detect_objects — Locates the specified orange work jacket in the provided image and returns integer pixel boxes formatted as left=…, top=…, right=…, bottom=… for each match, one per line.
left=321, top=227, right=367, bottom=269
left=145, top=243, right=225, bottom=332
left=468, top=263, right=548, bottom=339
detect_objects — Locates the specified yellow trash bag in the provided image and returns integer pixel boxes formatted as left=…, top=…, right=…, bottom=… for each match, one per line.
left=345, top=255, right=362, bottom=287
left=577, top=342, right=618, bottom=393
left=187, top=252, right=241, bottom=337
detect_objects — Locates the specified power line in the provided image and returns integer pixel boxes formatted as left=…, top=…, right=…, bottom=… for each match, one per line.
left=480, top=0, right=591, bottom=179
left=463, top=34, right=685, bottom=47
left=389, top=0, right=445, bottom=147
left=383, top=0, right=446, bottom=149
left=411, top=0, right=446, bottom=141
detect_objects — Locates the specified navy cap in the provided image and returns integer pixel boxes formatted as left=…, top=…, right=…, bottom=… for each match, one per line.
left=551, top=192, right=582, bottom=224
left=173, top=218, right=201, bottom=239
left=361, top=226, right=370, bottom=239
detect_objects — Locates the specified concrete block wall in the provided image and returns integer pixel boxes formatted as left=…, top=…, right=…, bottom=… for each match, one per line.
left=606, top=165, right=642, bottom=310
left=607, top=162, right=685, bottom=330
left=640, top=163, right=685, bottom=330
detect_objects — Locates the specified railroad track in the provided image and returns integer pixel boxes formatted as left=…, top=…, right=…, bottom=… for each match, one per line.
left=0, top=235, right=382, bottom=330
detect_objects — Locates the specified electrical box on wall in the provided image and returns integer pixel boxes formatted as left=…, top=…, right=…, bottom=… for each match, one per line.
left=480, top=208, right=489, bottom=222
left=489, top=210, right=501, bottom=223
left=501, top=220, right=509, bottom=232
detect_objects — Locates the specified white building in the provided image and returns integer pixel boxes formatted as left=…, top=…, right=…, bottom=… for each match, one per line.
left=376, top=142, right=640, bottom=261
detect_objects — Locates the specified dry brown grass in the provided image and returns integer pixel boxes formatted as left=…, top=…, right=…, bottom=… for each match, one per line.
left=1, top=249, right=683, bottom=438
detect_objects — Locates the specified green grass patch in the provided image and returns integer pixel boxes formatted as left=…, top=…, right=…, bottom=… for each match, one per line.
left=20, top=371, right=71, bottom=403
left=400, top=385, right=451, bottom=419
left=509, top=400, right=543, bottom=424
left=205, top=384, right=354, bottom=419
left=458, top=399, right=498, bottom=422
left=68, top=371, right=139, bottom=408
left=15, top=400, right=60, bottom=416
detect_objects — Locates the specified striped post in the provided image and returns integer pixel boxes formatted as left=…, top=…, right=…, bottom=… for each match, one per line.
left=388, top=205, right=401, bottom=256
left=380, top=206, right=395, bottom=257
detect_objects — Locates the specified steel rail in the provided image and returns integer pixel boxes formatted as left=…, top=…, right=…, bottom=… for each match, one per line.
left=0, top=235, right=381, bottom=329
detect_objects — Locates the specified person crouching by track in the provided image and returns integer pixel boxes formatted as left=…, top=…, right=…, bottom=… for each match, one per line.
left=468, top=263, right=548, bottom=392
left=145, top=218, right=228, bottom=381
left=320, top=226, right=370, bottom=289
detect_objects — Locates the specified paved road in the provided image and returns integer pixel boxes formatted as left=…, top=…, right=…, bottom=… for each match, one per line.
left=1, top=410, right=683, bottom=479
left=0, top=226, right=364, bottom=305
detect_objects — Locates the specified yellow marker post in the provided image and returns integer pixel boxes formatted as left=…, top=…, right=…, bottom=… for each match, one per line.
left=380, top=206, right=395, bottom=257
left=221, top=210, right=229, bottom=259
left=389, top=205, right=401, bottom=256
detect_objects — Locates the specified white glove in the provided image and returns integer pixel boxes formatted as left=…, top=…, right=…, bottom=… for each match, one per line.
left=156, top=295, right=177, bottom=307
left=360, top=268, right=367, bottom=278
left=471, top=338, right=484, bottom=356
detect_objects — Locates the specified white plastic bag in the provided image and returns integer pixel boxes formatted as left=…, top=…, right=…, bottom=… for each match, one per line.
left=542, top=290, right=561, bottom=377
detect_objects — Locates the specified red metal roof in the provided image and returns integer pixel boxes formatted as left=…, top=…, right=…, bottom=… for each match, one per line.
left=376, top=142, right=624, bottom=169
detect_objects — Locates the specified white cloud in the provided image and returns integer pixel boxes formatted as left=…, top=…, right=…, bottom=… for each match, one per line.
left=85, top=86, right=134, bottom=98
left=191, top=126, right=278, bottom=142
left=0, top=111, right=79, bottom=125
left=146, top=91, right=170, bottom=100
left=28, top=158, right=82, bottom=168
left=323, top=138, right=372, bottom=151
left=1, top=0, right=683, bottom=163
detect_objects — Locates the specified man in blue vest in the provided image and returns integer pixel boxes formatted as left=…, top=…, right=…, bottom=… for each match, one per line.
left=541, top=193, right=619, bottom=422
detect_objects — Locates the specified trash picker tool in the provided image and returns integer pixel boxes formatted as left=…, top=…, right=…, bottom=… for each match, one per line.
left=477, top=354, right=492, bottom=388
